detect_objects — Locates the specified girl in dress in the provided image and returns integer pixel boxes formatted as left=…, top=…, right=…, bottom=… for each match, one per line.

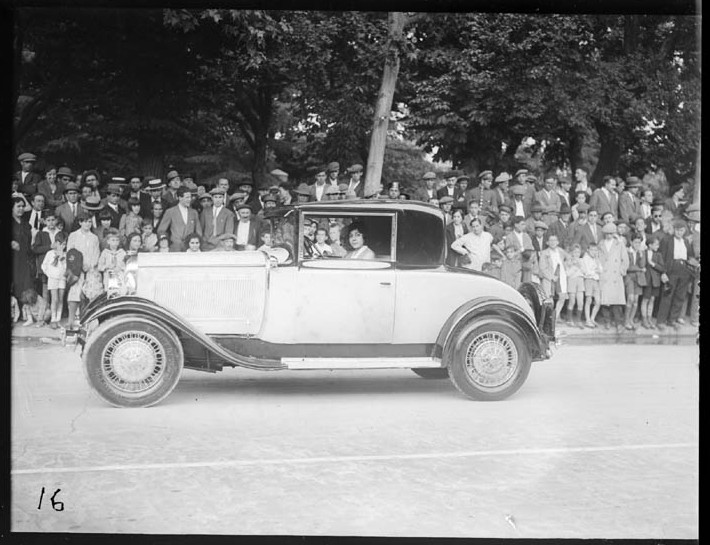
left=119, top=198, right=144, bottom=240
left=185, top=233, right=202, bottom=253
left=41, top=231, right=68, bottom=328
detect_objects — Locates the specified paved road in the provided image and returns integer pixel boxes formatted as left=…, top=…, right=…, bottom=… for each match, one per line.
left=11, top=339, right=698, bottom=538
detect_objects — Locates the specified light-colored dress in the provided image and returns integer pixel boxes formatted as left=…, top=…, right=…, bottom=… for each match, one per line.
left=345, top=245, right=376, bottom=260
left=41, top=250, right=67, bottom=290
left=66, top=229, right=101, bottom=302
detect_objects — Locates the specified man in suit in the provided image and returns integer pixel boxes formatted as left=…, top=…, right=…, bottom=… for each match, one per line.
left=146, top=178, right=170, bottom=214
left=162, top=170, right=182, bottom=208
left=535, top=174, right=562, bottom=212
left=200, top=188, right=235, bottom=251
left=465, top=171, right=496, bottom=216
left=524, top=203, right=545, bottom=235
left=547, top=204, right=573, bottom=251
left=16, top=152, right=43, bottom=196
left=55, top=182, right=85, bottom=234
left=509, top=184, right=529, bottom=219
left=491, top=172, right=512, bottom=213
left=308, top=168, right=329, bottom=202
left=437, top=170, right=460, bottom=200
left=326, top=162, right=340, bottom=187
left=413, top=172, right=438, bottom=202
left=504, top=216, right=534, bottom=253
left=22, top=193, right=46, bottom=243
left=572, top=166, right=595, bottom=200
left=618, top=176, right=643, bottom=224
left=345, top=164, right=365, bottom=198
left=571, top=206, right=602, bottom=254
left=158, top=186, right=202, bottom=252
left=556, top=175, right=573, bottom=210
left=656, top=219, right=697, bottom=330
left=233, top=203, right=261, bottom=250
left=122, top=176, right=152, bottom=218
left=644, top=205, right=666, bottom=238
left=589, top=175, right=619, bottom=220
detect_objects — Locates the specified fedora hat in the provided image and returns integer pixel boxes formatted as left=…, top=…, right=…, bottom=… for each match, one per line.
left=81, top=195, right=104, bottom=211
left=146, top=178, right=165, bottom=191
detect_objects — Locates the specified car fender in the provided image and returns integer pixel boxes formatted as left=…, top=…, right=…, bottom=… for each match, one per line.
left=79, top=295, right=284, bottom=371
left=435, top=297, right=549, bottom=363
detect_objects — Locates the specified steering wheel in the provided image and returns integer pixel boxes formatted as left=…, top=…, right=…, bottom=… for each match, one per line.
left=303, top=236, right=323, bottom=259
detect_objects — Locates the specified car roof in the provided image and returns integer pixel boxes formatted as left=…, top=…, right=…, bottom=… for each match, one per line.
left=280, top=199, right=445, bottom=218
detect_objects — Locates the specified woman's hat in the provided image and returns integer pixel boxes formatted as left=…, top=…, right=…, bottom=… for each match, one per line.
left=81, top=195, right=104, bottom=211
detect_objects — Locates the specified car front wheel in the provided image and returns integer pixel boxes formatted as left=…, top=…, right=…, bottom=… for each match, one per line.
left=447, top=319, right=531, bottom=401
left=83, top=316, right=184, bottom=408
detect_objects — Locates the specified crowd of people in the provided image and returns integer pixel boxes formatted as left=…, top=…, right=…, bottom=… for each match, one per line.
left=11, top=152, right=700, bottom=333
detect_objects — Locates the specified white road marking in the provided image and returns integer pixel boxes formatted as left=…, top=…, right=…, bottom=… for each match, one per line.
left=12, top=442, right=697, bottom=476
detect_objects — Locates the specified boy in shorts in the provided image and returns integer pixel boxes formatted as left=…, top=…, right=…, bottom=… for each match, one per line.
left=640, top=235, right=665, bottom=329
left=564, top=244, right=585, bottom=328
left=623, top=233, right=647, bottom=330
left=581, top=243, right=603, bottom=327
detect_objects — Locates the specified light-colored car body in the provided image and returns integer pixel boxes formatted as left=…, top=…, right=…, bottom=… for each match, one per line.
left=78, top=200, right=555, bottom=407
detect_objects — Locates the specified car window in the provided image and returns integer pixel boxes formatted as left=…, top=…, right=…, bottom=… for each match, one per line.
left=396, top=210, right=445, bottom=267
left=262, top=209, right=297, bottom=265
left=300, top=213, right=395, bottom=263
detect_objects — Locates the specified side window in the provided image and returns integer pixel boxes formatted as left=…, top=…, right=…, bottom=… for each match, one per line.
left=397, top=211, right=445, bottom=267
left=301, top=214, right=394, bottom=262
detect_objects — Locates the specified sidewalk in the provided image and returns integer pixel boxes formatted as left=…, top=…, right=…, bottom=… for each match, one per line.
left=10, top=320, right=699, bottom=343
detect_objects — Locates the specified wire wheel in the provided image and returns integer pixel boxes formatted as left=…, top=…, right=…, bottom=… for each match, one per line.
left=101, top=330, right=167, bottom=394
left=464, top=331, right=519, bottom=389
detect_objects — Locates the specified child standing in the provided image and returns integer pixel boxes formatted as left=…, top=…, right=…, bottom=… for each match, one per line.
left=623, top=233, right=647, bottom=330
left=157, top=234, right=170, bottom=253
left=538, top=234, right=568, bottom=321
left=564, top=244, right=585, bottom=328
left=640, top=235, right=665, bottom=329
left=40, top=231, right=68, bottom=328
left=499, top=246, right=522, bottom=289
left=119, top=198, right=144, bottom=240
left=97, top=228, right=126, bottom=289
left=520, top=250, right=535, bottom=284
left=140, top=222, right=158, bottom=252
left=581, top=243, right=603, bottom=327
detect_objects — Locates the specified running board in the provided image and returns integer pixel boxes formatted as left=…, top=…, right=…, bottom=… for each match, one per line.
left=282, top=357, right=442, bottom=370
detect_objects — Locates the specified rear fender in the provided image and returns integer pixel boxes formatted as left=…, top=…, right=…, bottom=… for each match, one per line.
left=435, top=297, right=549, bottom=363
left=80, top=295, right=284, bottom=371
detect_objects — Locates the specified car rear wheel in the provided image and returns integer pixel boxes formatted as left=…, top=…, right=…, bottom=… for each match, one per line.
left=83, top=316, right=184, bottom=408
left=411, top=368, right=449, bottom=379
left=447, top=319, right=531, bottom=401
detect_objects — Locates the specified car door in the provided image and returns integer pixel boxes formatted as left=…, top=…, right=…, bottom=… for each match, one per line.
left=289, top=211, right=396, bottom=344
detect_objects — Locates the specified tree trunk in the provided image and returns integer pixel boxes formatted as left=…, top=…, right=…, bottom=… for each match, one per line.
left=252, top=125, right=268, bottom=188
left=693, top=140, right=700, bottom=205
left=137, top=134, right=165, bottom=178
left=364, top=12, right=407, bottom=198
left=590, top=125, right=622, bottom=186
left=568, top=131, right=586, bottom=175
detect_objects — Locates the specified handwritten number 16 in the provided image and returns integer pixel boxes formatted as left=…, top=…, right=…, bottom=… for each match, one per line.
left=37, top=487, right=64, bottom=511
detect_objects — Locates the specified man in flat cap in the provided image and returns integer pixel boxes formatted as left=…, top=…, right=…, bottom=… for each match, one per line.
left=439, top=195, right=454, bottom=224
left=270, top=169, right=289, bottom=184
left=524, top=202, right=546, bottom=236
left=415, top=172, right=438, bottom=202
left=326, top=162, right=340, bottom=187
left=233, top=203, right=260, bottom=251
left=589, top=175, right=619, bottom=221
left=487, top=204, right=512, bottom=246
left=509, top=184, right=529, bottom=219
left=656, top=218, right=698, bottom=330
left=465, top=171, right=496, bottom=217
left=55, top=182, right=86, bottom=234
left=437, top=170, right=460, bottom=200
left=200, top=188, right=235, bottom=251
left=16, top=152, right=43, bottom=196
left=491, top=172, right=512, bottom=213
left=308, top=167, right=329, bottom=202
left=618, top=176, right=643, bottom=224
left=346, top=164, right=365, bottom=198
left=295, top=183, right=311, bottom=203
left=535, top=173, right=562, bottom=213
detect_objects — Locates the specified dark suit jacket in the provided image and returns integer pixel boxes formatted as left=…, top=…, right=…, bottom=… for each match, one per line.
left=55, top=201, right=87, bottom=233
left=200, top=206, right=236, bottom=250
left=659, top=236, right=695, bottom=279
left=345, top=179, right=365, bottom=198
left=158, top=205, right=202, bottom=252
left=233, top=220, right=261, bottom=248
left=436, top=186, right=458, bottom=200
left=644, top=218, right=666, bottom=238
left=618, top=191, right=641, bottom=224
left=626, top=248, right=647, bottom=286
left=414, top=187, right=437, bottom=203
left=22, top=210, right=44, bottom=231
left=571, top=222, right=602, bottom=254
left=589, top=188, right=619, bottom=219
left=16, top=171, right=43, bottom=196
left=644, top=249, right=666, bottom=288
left=122, top=190, right=153, bottom=218
left=102, top=203, right=125, bottom=229
left=308, top=184, right=330, bottom=202
left=547, top=220, right=571, bottom=250
left=31, top=229, right=56, bottom=279
left=36, top=180, right=66, bottom=209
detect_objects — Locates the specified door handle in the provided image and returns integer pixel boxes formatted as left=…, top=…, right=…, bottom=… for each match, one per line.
left=380, top=282, right=391, bottom=286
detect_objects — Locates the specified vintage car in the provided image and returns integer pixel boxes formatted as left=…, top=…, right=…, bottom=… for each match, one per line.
left=77, top=199, right=555, bottom=407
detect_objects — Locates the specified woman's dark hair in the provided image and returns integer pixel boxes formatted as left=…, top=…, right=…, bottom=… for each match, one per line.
left=125, top=232, right=142, bottom=249
left=98, top=210, right=112, bottom=221
left=452, top=208, right=464, bottom=219
left=346, top=222, right=367, bottom=250
left=184, top=233, right=202, bottom=246
left=54, top=231, right=68, bottom=244
left=45, top=165, right=56, bottom=174
left=127, top=197, right=141, bottom=209
left=12, top=196, right=25, bottom=208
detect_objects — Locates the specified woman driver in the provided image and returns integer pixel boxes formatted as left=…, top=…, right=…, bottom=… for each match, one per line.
left=344, top=223, right=376, bottom=260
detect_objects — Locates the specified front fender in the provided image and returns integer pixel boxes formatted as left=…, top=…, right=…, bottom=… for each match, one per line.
left=79, top=295, right=284, bottom=371
left=435, top=296, right=551, bottom=362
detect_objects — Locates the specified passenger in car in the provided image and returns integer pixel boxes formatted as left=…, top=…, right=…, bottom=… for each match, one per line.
left=344, top=223, right=376, bottom=260
left=328, top=223, right=347, bottom=257
left=314, top=228, right=333, bottom=256
left=214, top=233, right=237, bottom=251
left=185, top=233, right=202, bottom=253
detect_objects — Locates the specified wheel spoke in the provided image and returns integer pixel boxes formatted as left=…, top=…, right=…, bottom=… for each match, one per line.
left=101, top=330, right=166, bottom=394
left=464, top=331, right=519, bottom=389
